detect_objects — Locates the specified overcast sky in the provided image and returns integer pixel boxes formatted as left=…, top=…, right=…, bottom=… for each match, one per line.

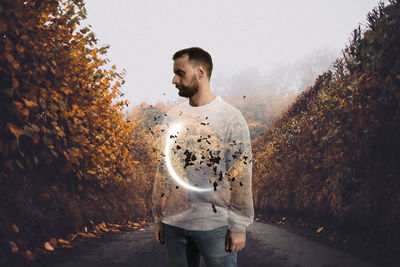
left=83, top=0, right=385, bottom=107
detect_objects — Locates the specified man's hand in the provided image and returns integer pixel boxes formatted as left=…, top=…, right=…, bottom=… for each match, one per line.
left=225, top=230, right=246, bottom=252
left=153, top=222, right=165, bottom=244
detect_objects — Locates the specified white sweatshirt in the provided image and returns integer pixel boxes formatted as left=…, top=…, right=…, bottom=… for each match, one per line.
left=151, top=95, right=254, bottom=233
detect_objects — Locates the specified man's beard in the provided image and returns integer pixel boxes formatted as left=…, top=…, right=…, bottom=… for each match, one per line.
left=177, top=74, right=199, bottom=98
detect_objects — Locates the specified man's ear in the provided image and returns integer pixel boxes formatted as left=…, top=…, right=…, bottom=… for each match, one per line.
left=197, top=65, right=207, bottom=79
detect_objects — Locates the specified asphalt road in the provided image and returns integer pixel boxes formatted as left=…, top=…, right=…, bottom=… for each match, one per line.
left=33, top=221, right=386, bottom=267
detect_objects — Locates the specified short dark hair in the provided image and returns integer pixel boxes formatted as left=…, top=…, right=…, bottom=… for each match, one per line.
left=173, top=47, right=213, bottom=79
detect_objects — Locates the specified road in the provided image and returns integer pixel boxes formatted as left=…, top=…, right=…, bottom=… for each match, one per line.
left=34, top=221, right=385, bottom=267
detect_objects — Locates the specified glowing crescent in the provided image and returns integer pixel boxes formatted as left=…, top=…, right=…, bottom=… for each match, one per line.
left=165, top=123, right=213, bottom=192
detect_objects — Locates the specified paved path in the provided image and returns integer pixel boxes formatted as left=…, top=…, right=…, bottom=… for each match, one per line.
left=34, top=222, right=386, bottom=267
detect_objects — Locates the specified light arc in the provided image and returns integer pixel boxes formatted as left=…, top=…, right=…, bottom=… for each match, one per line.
left=165, top=123, right=213, bottom=192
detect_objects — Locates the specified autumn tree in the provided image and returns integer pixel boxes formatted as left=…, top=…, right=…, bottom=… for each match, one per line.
left=0, top=0, right=134, bottom=184
left=252, top=0, right=400, bottom=250
left=0, top=0, right=141, bottom=262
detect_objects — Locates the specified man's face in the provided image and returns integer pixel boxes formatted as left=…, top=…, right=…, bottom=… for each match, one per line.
left=172, top=54, right=200, bottom=98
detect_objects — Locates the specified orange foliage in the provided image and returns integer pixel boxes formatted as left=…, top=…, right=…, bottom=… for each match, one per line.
left=252, top=0, right=400, bottom=245
left=0, top=0, right=135, bottom=183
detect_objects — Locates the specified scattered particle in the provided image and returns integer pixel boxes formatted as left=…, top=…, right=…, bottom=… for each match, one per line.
left=213, top=181, right=218, bottom=191
left=218, top=171, right=223, bottom=181
left=212, top=204, right=217, bottom=213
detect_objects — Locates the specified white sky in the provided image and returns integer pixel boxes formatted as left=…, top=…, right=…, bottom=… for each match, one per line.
left=83, top=0, right=384, bottom=107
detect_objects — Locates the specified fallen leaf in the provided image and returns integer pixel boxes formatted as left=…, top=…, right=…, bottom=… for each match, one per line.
left=25, top=250, right=35, bottom=260
left=58, top=239, right=70, bottom=245
left=44, top=242, right=54, bottom=251
left=11, top=224, right=19, bottom=233
left=9, top=241, right=18, bottom=253
left=7, top=123, right=25, bottom=138
left=23, top=99, right=39, bottom=108
left=49, top=238, right=57, bottom=246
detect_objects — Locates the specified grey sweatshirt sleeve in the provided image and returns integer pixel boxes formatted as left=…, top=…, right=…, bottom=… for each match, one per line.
left=225, top=112, right=254, bottom=233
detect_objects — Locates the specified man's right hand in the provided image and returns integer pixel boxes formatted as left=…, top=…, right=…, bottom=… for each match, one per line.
left=153, top=222, right=165, bottom=244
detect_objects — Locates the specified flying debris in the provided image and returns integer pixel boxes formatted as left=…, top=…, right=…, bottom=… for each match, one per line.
left=218, top=171, right=223, bottom=181
left=213, top=181, right=218, bottom=191
left=212, top=204, right=217, bottom=213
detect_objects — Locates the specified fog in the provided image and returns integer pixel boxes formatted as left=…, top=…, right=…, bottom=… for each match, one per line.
left=83, top=0, right=386, bottom=108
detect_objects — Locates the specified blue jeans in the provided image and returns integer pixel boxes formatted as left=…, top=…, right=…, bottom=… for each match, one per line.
left=164, top=224, right=237, bottom=267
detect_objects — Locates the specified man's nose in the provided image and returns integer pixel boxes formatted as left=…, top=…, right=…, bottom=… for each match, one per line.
left=172, top=75, right=178, bottom=85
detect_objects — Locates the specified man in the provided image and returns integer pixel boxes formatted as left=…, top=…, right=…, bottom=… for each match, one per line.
left=152, top=47, right=254, bottom=267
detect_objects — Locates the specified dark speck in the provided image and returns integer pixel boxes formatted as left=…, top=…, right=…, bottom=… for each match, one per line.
left=212, top=204, right=217, bottom=213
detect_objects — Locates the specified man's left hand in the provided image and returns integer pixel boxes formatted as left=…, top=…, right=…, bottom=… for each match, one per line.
left=225, top=230, right=246, bottom=252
